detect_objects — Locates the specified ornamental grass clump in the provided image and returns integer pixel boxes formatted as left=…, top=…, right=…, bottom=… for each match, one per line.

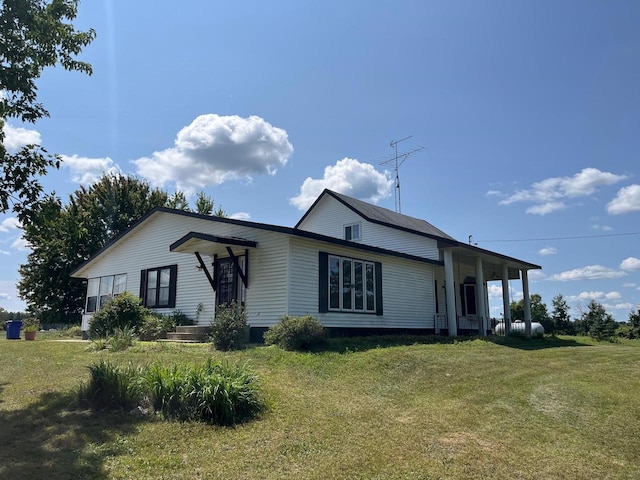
left=264, top=315, right=326, bottom=351
left=142, top=358, right=264, bottom=425
left=78, top=359, right=143, bottom=410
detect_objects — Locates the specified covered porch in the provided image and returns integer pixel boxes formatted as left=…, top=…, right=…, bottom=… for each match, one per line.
left=435, top=241, right=541, bottom=337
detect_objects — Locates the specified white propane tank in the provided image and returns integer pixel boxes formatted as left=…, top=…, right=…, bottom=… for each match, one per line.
left=494, top=320, right=544, bottom=337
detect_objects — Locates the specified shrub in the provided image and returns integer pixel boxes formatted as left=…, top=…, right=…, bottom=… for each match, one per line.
left=109, top=326, right=137, bottom=351
left=210, top=302, right=247, bottom=351
left=78, top=359, right=143, bottom=410
left=264, top=315, right=326, bottom=351
left=171, top=310, right=192, bottom=326
left=89, top=292, right=149, bottom=339
left=138, top=314, right=176, bottom=341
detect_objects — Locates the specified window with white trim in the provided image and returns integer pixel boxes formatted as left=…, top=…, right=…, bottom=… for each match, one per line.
left=319, top=252, right=382, bottom=314
left=344, top=223, right=361, bottom=241
left=85, top=273, right=127, bottom=313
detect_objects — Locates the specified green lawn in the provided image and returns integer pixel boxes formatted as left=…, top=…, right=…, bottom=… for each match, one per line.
left=1, top=335, right=639, bottom=479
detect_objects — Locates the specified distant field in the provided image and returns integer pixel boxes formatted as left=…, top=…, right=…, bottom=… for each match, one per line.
left=1, top=335, right=638, bottom=479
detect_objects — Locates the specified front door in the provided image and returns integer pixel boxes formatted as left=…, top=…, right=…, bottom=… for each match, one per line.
left=216, top=258, right=237, bottom=305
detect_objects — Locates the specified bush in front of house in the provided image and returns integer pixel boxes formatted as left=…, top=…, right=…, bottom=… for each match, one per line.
left=264, top=315, right=326, bottom=351
left=138, top=313, right=176, bottom=341
left=79, top=358, right=265, bottom=425
left=89, top=292, right=149, bottom=339
left=210, top=302, right=247, bottom=351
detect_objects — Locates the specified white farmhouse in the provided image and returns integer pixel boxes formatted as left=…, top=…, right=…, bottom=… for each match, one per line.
left=71, top=189, right=541, bottom=340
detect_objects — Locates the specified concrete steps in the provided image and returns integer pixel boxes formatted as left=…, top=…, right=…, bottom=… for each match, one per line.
left=163, top=325, right=210, bottom=343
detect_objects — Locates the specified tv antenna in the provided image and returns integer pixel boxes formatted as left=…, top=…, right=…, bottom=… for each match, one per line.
left=379, top=135, right=424, bottom=213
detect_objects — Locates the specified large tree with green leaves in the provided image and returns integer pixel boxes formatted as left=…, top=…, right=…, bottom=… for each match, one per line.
left=509, top=293, right=551, bottom=330
left=1, top=0, right=95, bottom=217
left=18, top=174, right=168, bottom=323
left=575, top=300, right=616, bottom=340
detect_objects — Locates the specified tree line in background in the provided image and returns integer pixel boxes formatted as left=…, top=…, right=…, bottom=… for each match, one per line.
left=510, top=293, right=640, bottom=341
left=17, top=173, right=226, bottom=324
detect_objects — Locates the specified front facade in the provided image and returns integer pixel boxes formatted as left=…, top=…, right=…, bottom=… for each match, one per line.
left=71, top=189, right=541, bottom=338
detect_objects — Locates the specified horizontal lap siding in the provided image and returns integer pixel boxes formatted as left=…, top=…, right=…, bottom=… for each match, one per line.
left=297, top=196, right=440, bottom=260
left=289, top=237, right=435, bottom=329
left=74, top=213, right=290, bottom=326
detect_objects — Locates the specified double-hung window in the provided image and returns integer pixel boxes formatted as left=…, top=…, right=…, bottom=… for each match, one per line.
left=140, top=265, right=177, bottom=308
left=319, top=252, right=382, bottom=315
left=85, top=273, right=127, bottom=313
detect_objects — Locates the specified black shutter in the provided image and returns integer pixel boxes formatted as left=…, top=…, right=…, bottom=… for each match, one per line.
left=318, top=252, right=328, bottom=313
left=460, top=284, right=466, bottom=316
left=139, top=270, right=147, bottom=306
left=168, top=264, right=178, bottom=308
left=375, top=261, right=383, bottom=316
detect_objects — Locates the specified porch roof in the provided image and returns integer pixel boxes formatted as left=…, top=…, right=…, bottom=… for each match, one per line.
left=169, top=231, right=257, bottom=257
left=439, top=240, right=541, bottom=281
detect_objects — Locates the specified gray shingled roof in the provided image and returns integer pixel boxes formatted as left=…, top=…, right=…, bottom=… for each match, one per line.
left=327, top=190, right=457, bottom=241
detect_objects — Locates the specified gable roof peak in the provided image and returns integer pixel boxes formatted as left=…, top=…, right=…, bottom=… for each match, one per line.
left=297, top=188, right=456, bottom=241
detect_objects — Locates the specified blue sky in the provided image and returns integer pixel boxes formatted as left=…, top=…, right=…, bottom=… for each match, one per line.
left=1, top=0, right=639, bottom=321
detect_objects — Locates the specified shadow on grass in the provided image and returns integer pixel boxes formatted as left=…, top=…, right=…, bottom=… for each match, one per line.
left=277, top=334, right=593, bottom=354
left=0, top=388, right=144, bottom=480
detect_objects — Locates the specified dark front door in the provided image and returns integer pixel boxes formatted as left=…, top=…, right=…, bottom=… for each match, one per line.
left=216, top=258, right=237, bottom=305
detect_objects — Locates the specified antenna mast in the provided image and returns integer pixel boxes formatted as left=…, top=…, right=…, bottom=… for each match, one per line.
left=379, top=135, right=424, bottom=213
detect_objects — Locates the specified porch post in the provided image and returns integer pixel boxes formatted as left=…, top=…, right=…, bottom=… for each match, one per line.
left=502, top=264, right=511, bottom=334
left=475, top=257, right=486, bottom=337
left=444, top=249, right=457, bottom=337
left=522, top=269, right=531, bottom=338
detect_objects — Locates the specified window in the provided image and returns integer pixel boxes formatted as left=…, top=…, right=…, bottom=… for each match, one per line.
left=460, top=283, right=477, bottom=316
left=215, top=255, right=247, bottom=306
left=140, top=265, right=177, bottom=308
left=319, top=252, right=382, bottom=314
left=344, top=223, right=361, bottom=241
left=86, top=273, right=127, bottom=313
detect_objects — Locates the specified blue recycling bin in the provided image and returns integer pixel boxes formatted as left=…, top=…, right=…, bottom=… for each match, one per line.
left=6, top=320, right=22, bottom=339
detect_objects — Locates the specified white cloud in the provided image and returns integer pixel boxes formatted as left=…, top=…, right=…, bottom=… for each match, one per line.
left=2, top=123, right=41, bottom=151
left=572, top=291, right=622, bottom=301
left=499, top=168, right=627, bottom=215
left=622, top=283, right=637, bottom=288
left=0, top=292, right=10, bottom=300
left=289, top=158, right=392, bottom=210
left=592, top=224, right=613, bottom=231
left=620, top=257, right=640, bottom=271
left=11, top=237, right=30, bottom=251
left=607, top=184, right=640, bottom=215
left=528, top=270, right=547, bottom=282
left=486, top=284, right=521, bottom=301
left=134, top=114, right=293, bottom=192
left=538, top=246, right=557, bottom=256
left=230, top=212, right=251, bottom=221
left=61, top=154, right=121, bottom=184
left=603, top=302, right=634, bottom=311
left=0, top=249, right=9, bottom=255
left=548, top=265, right=627, bottom=281
left=605, top=291, right=622, bottom=300
left=485, top=190, right=502, bottom=197
left=526, top=201, right=566, bottom=215
left=0, top=217, right=21, bottom=232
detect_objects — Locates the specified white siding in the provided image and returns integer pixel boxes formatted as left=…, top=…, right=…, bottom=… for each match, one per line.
left=288, top=237, right=436, bottom=329
left=297, top=195, right=440, bottom=260
left=74, top=212, right=290, bottom=326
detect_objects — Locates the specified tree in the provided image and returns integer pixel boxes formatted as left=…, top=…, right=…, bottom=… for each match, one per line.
left=1, top=0, right=95, bottom=217
left=619, top=306, right=640, bottom=339
left=166, top=191, right=189, bottom=211
left=578, top=300, right=616, bottom=341
left=18, top=174, right=167, bottom=323
left=550, top=294, right=574, bottom=335
left=509, top=293, right=550, bottom=330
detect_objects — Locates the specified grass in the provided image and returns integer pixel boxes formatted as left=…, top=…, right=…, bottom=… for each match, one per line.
left=0, top=334, right=639, bottom=479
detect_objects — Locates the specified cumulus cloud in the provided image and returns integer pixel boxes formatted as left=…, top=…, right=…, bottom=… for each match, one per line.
left=0, top=217, right=21, bottom=232
left=603, top=302, right=635, bottom=311
left=538, top=246, right=557, bottom=256
left=61, top=154, right=122, bottom=184
left=498, top=168, right=627, bottom=215
left=0, top=249, right=9, bottom=255
left=2, top=123, right=41, bottom=151
left=607, top=185, right=640, bottom=215
left=289, top=158, right=393, bottom=210
left=620, top=257, right=640, bottom=271
left=622, top=283, right=637, bottom=288
left=568, top=291, right=622, bottom=302
left=486, top=284, right=521, bottom=301
left=134, top=114, right=293, bottom=192
left=592, top=224, right=613, bottom=231
left=548, top=265, right=627, bottom=281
